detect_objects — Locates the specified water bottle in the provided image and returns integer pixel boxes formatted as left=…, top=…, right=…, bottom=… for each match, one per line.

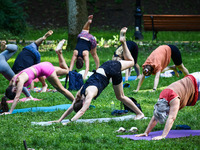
left=111, top=101, right=115, bottom=110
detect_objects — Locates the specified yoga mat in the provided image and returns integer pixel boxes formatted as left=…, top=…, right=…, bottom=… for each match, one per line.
left=117, top=130, right=200, bottom=140
left=122, top=76, right=149, bottom=82
left=7, top=98, right=42, bottom=103
left=12, top=104, right=71, bottom=114
left=31, top=115, right=148, bottom=126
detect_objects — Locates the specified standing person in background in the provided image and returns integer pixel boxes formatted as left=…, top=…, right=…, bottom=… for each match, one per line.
left=133, top=45, right=189, bottom=93
left=112, top=41, right=141, bottom=81
left=69, top=15, right=100, bottom=80
left=12, top=30, right=53, bottom=92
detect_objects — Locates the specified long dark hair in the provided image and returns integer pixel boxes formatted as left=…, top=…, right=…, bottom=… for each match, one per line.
left=73, top=100, right=83, bottom=112
left=76, top=57, right=84, bottom=69
left=0, top=96, right=9, bottom=112
left=5, top=85, right=16, bottom=100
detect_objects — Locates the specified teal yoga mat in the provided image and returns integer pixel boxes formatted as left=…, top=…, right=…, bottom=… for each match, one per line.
left=122, top=76, right=149, bottom=82
left=12, top=104, right=71, bottom=114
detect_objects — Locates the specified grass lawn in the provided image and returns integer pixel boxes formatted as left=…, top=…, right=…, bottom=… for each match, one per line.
left=0, top=30, right=200, bottom=149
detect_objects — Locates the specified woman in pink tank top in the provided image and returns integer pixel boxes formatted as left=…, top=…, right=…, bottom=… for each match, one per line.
left=2, top=40, right=75, bottom=115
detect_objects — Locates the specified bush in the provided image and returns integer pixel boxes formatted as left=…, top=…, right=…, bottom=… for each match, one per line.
left=0, top=0, right=27, bottom=35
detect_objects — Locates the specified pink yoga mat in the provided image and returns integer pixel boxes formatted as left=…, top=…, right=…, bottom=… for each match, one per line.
left=117, top=130, right=200, bottom=140
left=7, top=98, right=42, bottom=103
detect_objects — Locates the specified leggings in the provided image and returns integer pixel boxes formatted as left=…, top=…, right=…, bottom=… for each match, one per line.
left=0, top=44, right=30, bottom=97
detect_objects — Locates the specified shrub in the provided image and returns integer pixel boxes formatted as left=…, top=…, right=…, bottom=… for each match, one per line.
left=0, top=0, right=27, bottom=35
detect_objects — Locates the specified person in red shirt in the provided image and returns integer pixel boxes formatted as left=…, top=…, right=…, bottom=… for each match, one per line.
left=136, top=72, right=199, bottom=140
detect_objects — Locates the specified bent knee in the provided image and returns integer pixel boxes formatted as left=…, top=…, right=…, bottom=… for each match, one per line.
left=115, top=94, right=125, bottom=101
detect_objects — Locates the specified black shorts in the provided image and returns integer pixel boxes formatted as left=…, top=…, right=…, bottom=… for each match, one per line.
left=168, top=45, right=182, bottom=65
left=75, top=38, right=91, bottom=58
left=100, top=60, right=122, bottom=85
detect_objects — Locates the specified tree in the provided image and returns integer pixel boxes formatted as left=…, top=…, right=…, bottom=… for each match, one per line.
left=66, top=0, right=88, bottom=50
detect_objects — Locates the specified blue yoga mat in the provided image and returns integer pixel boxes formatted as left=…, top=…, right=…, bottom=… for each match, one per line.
left=122, top=76, right=150, bottom=82
left=12, top=104, right=71, bottom=114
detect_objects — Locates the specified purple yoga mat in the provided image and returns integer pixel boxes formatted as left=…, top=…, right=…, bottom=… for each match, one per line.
left=117, top=130, right=200, bottom=140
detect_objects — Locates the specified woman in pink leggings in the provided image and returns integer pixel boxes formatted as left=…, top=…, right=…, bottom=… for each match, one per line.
left=2, top=40, right=75, bottom=115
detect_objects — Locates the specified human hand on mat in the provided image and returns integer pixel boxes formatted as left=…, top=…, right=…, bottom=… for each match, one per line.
left=49, top=120, right=60, bottom=123
left=62, top=121, right=70, bottom=126
left=25, top=96, right=34, bottom=102
left=135, top=133, right=148, bottom=137
left=133, top=90, right=138, bottom=93
left=0, top=112, right=11, bottom=115
left=149, top=89, right=156, bottom=93
left=152, top=135, right=165, bottom=140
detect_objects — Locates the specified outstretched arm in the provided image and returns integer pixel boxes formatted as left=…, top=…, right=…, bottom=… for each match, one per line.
left=134, top=73, right=145, bottom=92
left=83, top=54, right=90, bottom=80
left=52, top=89, right=82, bottom=123
left=135, top=116, right=158, bottom=137
left=90, top=47, right=100, bottom=70
left=69, top=51, right=77, bottom=71
left=152, top=70, right=161, bottom=91
left=152, top=98, right=180, bottom=140
left=69, top=86, right=97, bottom=122
left=2, top=80, right=24, bottom=115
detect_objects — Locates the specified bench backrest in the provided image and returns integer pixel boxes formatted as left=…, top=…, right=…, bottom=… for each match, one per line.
left=143, top=15, right=200, bottom=31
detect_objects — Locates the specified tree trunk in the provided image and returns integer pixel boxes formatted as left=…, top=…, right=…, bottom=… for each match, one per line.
left=66, top=0, right=88, bottom=51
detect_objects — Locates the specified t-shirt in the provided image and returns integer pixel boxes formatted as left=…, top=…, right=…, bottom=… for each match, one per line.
left=143, top=45, right=171, bottom=75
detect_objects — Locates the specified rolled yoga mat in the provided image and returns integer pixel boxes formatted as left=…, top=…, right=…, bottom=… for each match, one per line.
left=117, top=130, right=200, bottom=140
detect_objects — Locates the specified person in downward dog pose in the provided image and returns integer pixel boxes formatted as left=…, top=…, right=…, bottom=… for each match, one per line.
left=134, top=44, right=189, bottom=92
left=0, top=41, right=32, bottom=100
left=12, top=30, right=53, bottom=92
left=136, top=72, right=200, bottom=140
left=1, top=40, right=75, bottom=115
left=69, top=15, right=100, bottom=80
left=112, top=40, right=141, bottom=81
left=51, top=27, right=145, bottom=124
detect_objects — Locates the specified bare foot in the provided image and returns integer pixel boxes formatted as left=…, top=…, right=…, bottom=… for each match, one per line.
left=43, top=30, right=53, bottom=40
left=40, top=83, right=48, bottom=92
left=134, top=113, right=145, bottom=120
left=171, top=66, right=179, bottom=77
left=55, top=39, right=66, bottom=53
left=135, top=74, right=142, bottom=80
left=120, top=27, right=128, bottom=43
left=88, top=15, right=93, bottom=24
left=1, top=40, right=6, bottom=51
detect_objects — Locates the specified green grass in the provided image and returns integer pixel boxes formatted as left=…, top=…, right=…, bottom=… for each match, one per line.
left=1, top=27, right=200, bottom=42
left=0, top=33, right=200, bottom=149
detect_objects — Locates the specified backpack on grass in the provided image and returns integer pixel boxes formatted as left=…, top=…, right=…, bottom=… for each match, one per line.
left=123, top=97, right=142, bottom=113
left=65, top=70, right=84, bottom=91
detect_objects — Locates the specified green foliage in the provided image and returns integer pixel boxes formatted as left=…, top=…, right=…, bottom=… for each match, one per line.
left=0, top=0, right=27, bottom=35
left=0, top=41, right=200, bottom=149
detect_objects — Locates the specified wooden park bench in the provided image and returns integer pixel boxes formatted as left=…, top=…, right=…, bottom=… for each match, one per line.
left=143, top=14, right=200, bottom=40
